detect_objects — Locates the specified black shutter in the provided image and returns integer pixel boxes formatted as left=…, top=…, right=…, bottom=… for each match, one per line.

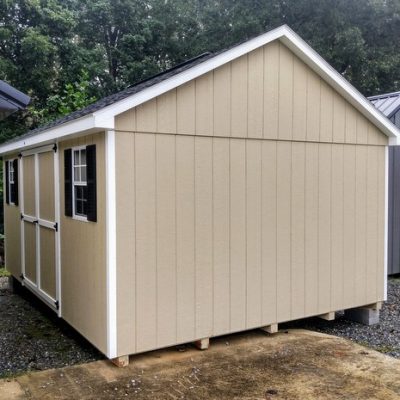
left=86, top=144, right=97, bottom=222
left=12, top=159, right=18, bottom=206
left=64, top=149, right=73, bottom=217
left=5, top=160, right=9, bottom=205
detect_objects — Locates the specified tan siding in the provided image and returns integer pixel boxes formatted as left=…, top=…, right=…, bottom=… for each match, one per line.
left=212, top=138, right=230, bottom=335
left=213, top=64, right=231, bottom=137
left=134, top=133, right=157, bottom=352
left=23, top=155, right=36, bottom=216
left=175, top=135, right=196, bottom=342
left=276, top=141, right=291, bottom=321
left=195, top=73, right=213, bottom=136
left=291, top=142, right=305, bottom=319
left=318, top=144, right=332, bottom=313
left=246, top=140, right=262, bottom=328
left=263, top=41, right=280, bottom=139
left=278, top=44, right=293, bottom=140
left=231, top=56, right=248, bottom=138
left=229, top=139, right=246, bottom=331
left=112, top=38, right=388, bottom=357
left=39, top=151, right=55, bottom=222
left=116, top=131, right=136, bottom=356
left=261, top=141, right=277, bottom=324
left=177, top=81, right=195, bottom=135
left=39, top=226, right=56, bottom=299
left=156, top=134, right=177, bottom=346
left=331, top=145, right=344, bottom=310
left=304, top=143, right=319, bottom=316
left=60, top=133, right=107, bottom=354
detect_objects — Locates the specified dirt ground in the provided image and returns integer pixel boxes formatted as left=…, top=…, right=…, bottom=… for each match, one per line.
left=1, top=329, right=400, bottom=400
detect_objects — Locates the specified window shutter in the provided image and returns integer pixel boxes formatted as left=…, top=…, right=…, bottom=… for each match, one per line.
left=13, top=159, right=18, bottom=206
left=5, top=160, right=9, bottom=205
left=64, top=149, right=73, bottom=217
left=86, top=144, right=97, bottom=222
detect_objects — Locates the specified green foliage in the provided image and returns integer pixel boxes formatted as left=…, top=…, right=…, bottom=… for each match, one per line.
left=0, top=0, right=399, bottom=143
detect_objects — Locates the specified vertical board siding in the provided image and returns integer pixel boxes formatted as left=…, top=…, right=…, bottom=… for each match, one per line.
left=113, top=39, right=388, bottom=356
left=115, top=133, right=386, bottom=355
left=175, top=136, right=196, bottom=343
left=156, top=135, right=177, bottom=347
left=135, top=133, right=157, bottom=352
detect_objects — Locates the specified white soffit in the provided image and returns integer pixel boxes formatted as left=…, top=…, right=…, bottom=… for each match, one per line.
left=1, top=24, right=399, bottom=155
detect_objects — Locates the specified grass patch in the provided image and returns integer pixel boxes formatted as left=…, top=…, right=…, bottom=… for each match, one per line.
left=0, top=267, right=10, bottom=277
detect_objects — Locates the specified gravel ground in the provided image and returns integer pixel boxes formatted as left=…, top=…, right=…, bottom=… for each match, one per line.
left=284, top=277, right=400, bottom=358
left=0, top=277, right=102, bottom=378
left=1, top=276, right=399, bottom=379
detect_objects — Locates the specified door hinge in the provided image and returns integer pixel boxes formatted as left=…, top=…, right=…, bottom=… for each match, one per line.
left=55, top=300, right=59, bottom=310
left=18, top=153, right=22, bottom=159
left=20, top=213, right=24, bottom=220
left=20, top=274, right=24, bottom=281
left=54, top=222, right=58, bottom=232
left=53, top=144, right=57, bottom=153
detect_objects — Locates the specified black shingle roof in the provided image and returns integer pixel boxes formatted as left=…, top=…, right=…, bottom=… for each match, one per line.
left=5, top=52, right=213, bottom=144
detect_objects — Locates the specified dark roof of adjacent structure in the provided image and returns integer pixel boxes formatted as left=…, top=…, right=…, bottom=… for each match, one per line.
left=6, top=52, right=213, bottom=145
left=368, top=91, right=400, bottom=118
left=0, top=80, right=30, bottom=121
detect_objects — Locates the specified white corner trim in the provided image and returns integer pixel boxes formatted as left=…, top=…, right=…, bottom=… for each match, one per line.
left=1, top=24, right=399, bottom=157
left=106, top=130, right=117, bottom=358
left=384, top=146, right=388, bottom=301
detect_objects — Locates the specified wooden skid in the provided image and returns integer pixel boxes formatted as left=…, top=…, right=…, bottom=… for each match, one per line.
left=194, top=338, right=210, bottom=350
left=111, top=355, right=129, bottom=368
left=318, top=312, right=335, bottom=321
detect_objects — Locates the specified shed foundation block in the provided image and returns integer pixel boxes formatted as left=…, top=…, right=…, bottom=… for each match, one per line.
left=261, top=323, right=278, bottom=334
left=318, top=312, right=335, bottom=321
left=111, top=355, right=129, bottom=368
left=194, top=338, right=209, bottom=350
left=344, top=307, right=380, bottom=326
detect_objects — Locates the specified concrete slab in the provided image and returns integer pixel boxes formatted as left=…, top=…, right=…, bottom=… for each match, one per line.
left=1, top=329, right=400, bottom=399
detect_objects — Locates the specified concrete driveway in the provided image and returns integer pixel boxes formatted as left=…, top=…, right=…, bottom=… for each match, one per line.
left=1, top=329, right=400, bottom=400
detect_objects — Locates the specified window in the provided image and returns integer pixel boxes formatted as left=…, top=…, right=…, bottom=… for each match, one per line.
left=72, top=148, right=87, bottom=219
left=6, top=159, right=18, bottom=205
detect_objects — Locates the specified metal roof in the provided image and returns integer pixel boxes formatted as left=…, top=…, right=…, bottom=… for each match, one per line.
left=0, top=80, right=30, bottom=120
left=368, top=91, right=400, bottom=119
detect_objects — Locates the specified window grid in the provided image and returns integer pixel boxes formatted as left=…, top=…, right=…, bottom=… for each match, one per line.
left=8, top=160, right=15, bottom=204
left=72, top=148, right=87, bottom=219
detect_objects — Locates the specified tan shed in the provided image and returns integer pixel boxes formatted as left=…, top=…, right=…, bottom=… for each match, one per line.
left=1, top=25, right=399, bottom=365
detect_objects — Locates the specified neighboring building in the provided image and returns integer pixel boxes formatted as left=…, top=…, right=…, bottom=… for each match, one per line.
left=0, top=80, right=30, bottom=120
left=0, top=25, right=398, bottom=366
left=370, top=91, right=400, bottom=275
left=369, top=91, right=400, bottom=129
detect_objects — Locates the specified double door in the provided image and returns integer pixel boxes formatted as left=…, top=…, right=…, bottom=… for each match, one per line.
left=20, top=146, right=60, bottom=313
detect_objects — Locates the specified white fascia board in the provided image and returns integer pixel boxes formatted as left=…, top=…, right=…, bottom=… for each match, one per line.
left=0, top=114, right=114, bottom=155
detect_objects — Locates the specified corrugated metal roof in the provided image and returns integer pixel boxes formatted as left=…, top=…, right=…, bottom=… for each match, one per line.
left=0, top=80, right=30, bottom=120
left=369, top=91, right=400, bottom=119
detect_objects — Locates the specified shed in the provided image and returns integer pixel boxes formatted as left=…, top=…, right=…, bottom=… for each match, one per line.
left=370, top=91, right=400, bottom=275
left=1, top=25, right=399, bottom=365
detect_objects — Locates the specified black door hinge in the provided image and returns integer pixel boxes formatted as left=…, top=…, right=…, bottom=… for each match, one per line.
left=20, top=213, right=24, bottom=220
left=18, top=153, right=22, bottom=158
left=20, top=274, right=24, bottom=281
left=53, top=144, right=57, bottom=153
left=54, top=222, right=58, bottom=232
left=55, top=300, right=59, bottom=310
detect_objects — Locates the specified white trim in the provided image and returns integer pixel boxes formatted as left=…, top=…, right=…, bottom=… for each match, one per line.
left=105, top=130, right=117, bottom=358
left=23, top=277, right=57, bottom=311
left=22, top=144, right=55, bottom=156
left=71, top=146, right=88, bottom=220
left=384, top=146, right=388, bottom=301
left=54, top=145, right=62, bottom=317
left=34, top=153, right=40, bottom=289
left=0, top=25, right=398, bottom=156
left=20, top=157, right=25, bottom=280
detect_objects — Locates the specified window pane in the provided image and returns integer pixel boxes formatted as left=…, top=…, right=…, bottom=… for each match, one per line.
left=74, top=166, right=80, bottom=182
left=74, top=150, right=80, bottom=165
left=81, top=166, right=87, bottom=182
left=81, top=149, right=86, bottom=165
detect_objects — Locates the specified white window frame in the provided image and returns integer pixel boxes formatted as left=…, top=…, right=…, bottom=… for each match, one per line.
left=71, top=146, right=88, bottom=222
left=8, top=159, right=16, bottom=205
